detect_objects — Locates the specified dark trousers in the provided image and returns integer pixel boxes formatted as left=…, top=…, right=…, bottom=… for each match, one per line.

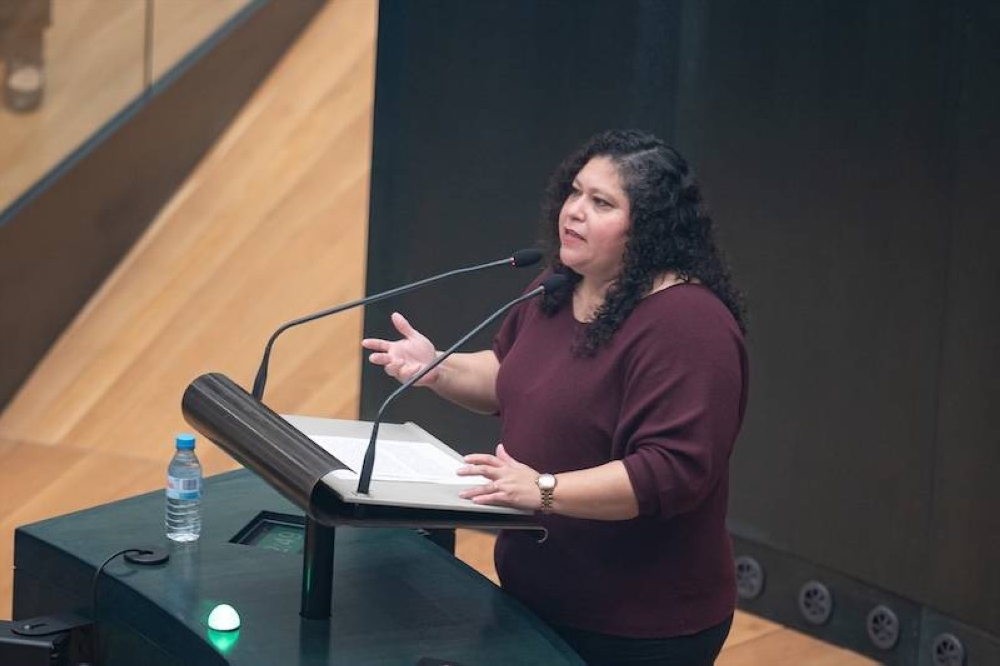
left=555, top=614, right=733, bottom=666
left=0, top=0, right=50, bottom=62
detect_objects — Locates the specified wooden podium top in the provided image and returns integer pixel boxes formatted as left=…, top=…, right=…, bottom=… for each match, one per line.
left=13, top=469, right=582, bottom=665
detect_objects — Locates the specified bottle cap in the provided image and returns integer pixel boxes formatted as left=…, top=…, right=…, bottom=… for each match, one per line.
left=175, top=433, right=196, bottom=450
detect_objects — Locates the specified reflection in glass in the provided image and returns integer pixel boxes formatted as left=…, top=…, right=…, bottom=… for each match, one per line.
left=0, top=0, right=254, bottom=217
left=0, top=0, right=49, bottom=114
left=151, top=0, right=252, bottom=83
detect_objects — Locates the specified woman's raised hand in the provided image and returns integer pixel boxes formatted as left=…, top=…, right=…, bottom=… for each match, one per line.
left=361, top=312, right=440, bottom=386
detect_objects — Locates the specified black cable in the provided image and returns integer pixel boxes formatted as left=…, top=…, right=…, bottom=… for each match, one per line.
left=89, top=548, right=144, bottom=664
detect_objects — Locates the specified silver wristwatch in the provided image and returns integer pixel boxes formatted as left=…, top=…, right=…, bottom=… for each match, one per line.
left=536, top=473, right=557, bottom=514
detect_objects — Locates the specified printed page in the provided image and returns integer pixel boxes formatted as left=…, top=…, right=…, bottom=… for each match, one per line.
left=310, top=434, right=488, bottom=485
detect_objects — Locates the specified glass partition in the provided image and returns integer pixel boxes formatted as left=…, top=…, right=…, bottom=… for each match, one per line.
left=151, top=0, right=252, bottom=82
left=0, top=0, right=255, bottom=218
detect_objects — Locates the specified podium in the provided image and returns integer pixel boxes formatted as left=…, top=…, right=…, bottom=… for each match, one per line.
left=12, top=469, right=582, bottom=665
left=179, top=373, right=548, bottom=620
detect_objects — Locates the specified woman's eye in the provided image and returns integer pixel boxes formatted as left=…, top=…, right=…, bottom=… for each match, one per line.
left=593, top=198, right=611, bottom=209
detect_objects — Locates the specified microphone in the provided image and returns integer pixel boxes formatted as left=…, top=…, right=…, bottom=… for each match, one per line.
left=250, top=248, right=543, bottom=399
left=356, top=272, right=569, bottom=494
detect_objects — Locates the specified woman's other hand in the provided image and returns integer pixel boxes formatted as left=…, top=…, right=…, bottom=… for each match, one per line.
left=460, top=444, right=642, bottom=520
left=458, top=444, right=542, bottom=512
left=362, top=312, right=439, bottom=386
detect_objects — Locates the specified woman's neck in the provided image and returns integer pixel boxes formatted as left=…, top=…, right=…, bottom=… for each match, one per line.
left=650, top=271, right=691, bottom=293
left=573, top=276, right=615, bottom=322
left=572, top=271, right=689, bottom=322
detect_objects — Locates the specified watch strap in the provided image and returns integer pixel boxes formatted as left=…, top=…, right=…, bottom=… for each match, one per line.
left=537, top=473, right=557, bottom=514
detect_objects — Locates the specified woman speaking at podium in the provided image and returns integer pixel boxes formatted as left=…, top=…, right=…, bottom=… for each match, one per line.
left=363, top=129, right=749, bottom=666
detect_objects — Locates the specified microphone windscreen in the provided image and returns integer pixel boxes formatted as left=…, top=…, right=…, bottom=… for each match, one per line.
left=511, top=248, right=543, bottom=267
left=540, top=273, right=570, bottom=293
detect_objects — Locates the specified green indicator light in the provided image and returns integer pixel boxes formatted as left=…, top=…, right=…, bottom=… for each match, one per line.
left=208, top=603, right=241, bottom=631
left=208, top=627, right=240, bottom=654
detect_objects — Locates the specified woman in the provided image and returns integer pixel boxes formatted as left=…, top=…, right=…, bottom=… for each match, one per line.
left=363, top=129, right=748, bottom=665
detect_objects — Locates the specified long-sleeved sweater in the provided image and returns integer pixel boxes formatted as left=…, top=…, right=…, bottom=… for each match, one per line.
left=492, top=281, right=749, bottom=638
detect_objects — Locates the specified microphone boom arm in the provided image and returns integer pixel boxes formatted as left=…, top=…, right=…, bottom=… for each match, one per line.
left=251, top=258, right=514, bottom=399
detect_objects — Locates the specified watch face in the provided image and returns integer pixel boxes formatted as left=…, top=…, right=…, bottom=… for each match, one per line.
left=538, top=474, right=556, bottom=490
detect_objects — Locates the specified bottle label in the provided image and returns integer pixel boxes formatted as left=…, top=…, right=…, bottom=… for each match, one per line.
left=167, top=475, right=202, bottom=500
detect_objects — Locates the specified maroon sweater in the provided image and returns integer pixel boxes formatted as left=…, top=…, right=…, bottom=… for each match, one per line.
left=492, top=283, right=749, bottom=638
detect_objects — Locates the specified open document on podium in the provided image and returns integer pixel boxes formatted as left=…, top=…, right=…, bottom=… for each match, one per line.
left=309, top=433, right=488, bottom=485
left=282, top=414, right=528, bottom=514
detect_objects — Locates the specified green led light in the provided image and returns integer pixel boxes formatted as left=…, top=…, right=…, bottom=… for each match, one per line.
left=207, top=627, right=240, bottom=654
left=208, top=603, right=241, bottom=631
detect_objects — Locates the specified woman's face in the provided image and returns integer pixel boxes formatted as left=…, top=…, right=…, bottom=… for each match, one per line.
left=558, top=156, right=631, bottom=284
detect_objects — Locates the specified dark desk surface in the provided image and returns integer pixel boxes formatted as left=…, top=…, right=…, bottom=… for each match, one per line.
left=14, top=469, right=582, bottom=665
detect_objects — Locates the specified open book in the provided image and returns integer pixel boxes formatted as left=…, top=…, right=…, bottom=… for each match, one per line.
left=282, top=414, right=528, bottom=515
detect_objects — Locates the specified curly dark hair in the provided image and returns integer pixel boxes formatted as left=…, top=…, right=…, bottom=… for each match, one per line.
left=540, top=129, right=747, bottom=354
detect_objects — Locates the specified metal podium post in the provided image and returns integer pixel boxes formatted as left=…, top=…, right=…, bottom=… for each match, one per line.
left=300, top=517, right=336, bottom=619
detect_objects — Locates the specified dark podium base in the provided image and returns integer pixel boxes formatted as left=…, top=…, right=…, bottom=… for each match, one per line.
left=12, top=470, right=581, bottom=665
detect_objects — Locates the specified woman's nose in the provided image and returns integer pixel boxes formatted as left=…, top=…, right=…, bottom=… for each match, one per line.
left=565, top=196, right=585, bottom=219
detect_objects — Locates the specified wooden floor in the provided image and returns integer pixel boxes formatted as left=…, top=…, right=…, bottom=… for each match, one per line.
left=0, top=1, right=873, bottom=663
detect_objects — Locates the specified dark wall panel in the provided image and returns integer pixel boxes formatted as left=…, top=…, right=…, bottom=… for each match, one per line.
left=927, top=0, right=1000, bottom=633
left=365, top=0, right=1000, bottom=643
left=362, top=0, right=679, bottom=450
left=673, top=0, right=952, bottom=604
left=670, top=0, right=1000, bottom=636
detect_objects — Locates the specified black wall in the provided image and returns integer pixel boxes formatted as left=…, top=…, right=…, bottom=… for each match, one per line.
left=363, top=0, right=679, bottom=447
left=680, top=0, right=946, bottom=593
left=677, top=0, right=1000, bottom=642
left=363, top=0, right=999, bottom=660
left=927, top=0, right=1000, bottom=628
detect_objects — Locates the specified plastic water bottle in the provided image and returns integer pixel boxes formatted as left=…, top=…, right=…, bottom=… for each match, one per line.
left=165, top=433, right=202, bottom=542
